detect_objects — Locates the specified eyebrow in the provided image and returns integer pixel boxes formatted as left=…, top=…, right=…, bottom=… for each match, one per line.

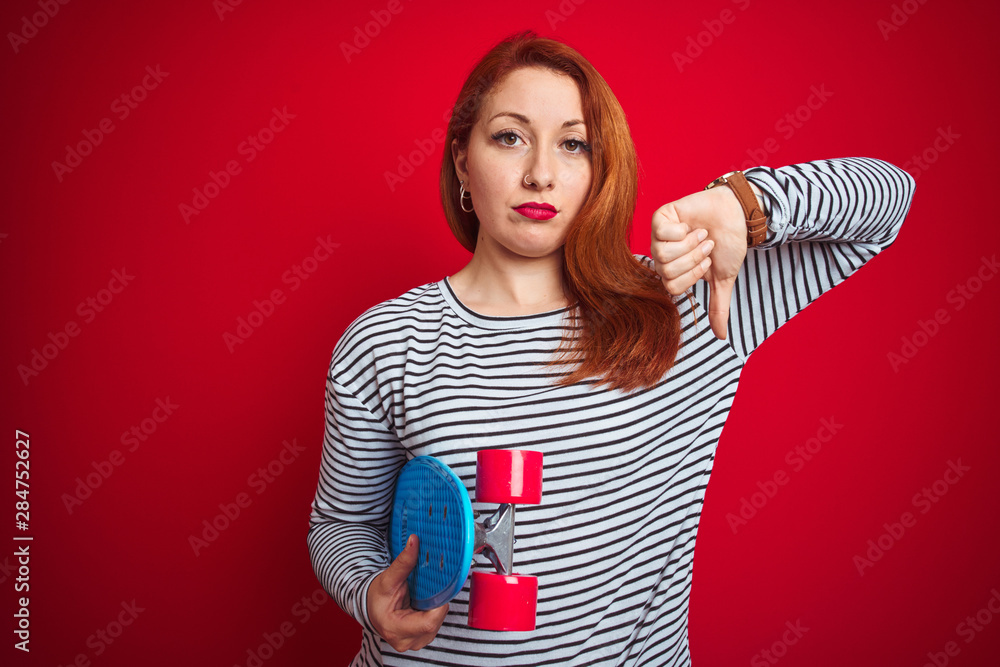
left=487, top=111, right=585, bottom=129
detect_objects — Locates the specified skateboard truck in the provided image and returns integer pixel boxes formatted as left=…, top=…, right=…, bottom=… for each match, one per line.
left=474, top=503, right=514, bottom=575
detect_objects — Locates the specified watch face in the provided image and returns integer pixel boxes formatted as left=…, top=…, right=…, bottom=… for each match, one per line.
left=706, top=171, right=741, bottom=190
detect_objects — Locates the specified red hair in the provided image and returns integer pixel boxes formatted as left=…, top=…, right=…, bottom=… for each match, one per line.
left=439, top=31, right=682, bottom=392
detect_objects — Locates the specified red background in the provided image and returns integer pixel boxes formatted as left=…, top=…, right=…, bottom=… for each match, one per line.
left=3, top=1, right=999, bottom=665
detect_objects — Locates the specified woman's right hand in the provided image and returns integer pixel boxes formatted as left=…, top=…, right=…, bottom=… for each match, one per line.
left=367, top=534, right=449, bottom=652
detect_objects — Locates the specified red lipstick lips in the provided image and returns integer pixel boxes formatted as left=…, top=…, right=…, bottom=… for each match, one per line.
left=513, top=202, right=557, bottom=221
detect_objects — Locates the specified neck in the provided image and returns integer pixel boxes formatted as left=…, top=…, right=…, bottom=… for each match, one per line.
left=449, top=247, right=569, bottom=317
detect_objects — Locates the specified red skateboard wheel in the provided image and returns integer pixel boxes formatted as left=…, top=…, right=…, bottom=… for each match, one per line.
left=468, top=571, right=538, bottom=631
left=475, top=450, right=543, bottom=504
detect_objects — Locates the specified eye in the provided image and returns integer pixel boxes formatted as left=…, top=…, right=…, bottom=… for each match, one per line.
left=564, top=138, right=592, bottom=154
left=491, top=130, right=523, bottom=147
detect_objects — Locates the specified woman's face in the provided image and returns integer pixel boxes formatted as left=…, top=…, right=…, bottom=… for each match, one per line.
left=453, top=66, right=593, bottom=262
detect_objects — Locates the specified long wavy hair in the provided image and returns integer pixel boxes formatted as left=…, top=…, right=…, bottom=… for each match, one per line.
left=439, top=31, right=682, bottom=392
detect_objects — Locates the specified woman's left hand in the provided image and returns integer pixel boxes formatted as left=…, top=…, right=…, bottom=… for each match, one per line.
left=650, top=185, right=749, bottom=340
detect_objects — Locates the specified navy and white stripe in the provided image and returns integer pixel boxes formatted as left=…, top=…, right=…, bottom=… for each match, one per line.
left=308, top=158, right=914, bottom=666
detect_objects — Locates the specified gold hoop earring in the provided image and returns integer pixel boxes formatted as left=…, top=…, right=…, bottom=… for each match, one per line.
left=459, top=180, right=475, bottom=213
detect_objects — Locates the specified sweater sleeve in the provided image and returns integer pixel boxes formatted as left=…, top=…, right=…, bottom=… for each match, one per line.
left=307, top=345, right=407, bottom=637
left=705, top=157, right=916, bottom=361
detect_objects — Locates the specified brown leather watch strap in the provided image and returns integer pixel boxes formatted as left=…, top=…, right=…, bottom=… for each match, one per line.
left=705, top=171, right=769, bottom=248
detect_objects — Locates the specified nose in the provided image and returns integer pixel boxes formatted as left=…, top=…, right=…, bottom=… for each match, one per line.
left=524, top=145, right=555, bottom=190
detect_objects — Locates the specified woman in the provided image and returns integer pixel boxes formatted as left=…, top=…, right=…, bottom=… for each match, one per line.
left=308, top=31, right=914, bottom=666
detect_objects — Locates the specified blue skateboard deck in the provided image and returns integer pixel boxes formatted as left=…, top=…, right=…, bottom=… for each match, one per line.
left=389, top=456, right=475, bottom=610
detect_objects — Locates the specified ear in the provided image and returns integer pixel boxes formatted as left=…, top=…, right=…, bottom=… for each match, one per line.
left=452, top=138, right=469, bottom=184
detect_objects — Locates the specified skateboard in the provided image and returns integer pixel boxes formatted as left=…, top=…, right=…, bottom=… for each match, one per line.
left=388, top=449, right=543, bottom=631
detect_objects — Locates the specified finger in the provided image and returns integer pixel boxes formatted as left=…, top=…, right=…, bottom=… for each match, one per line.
left=708, top=278, right=734, bottom=341
left=414, top=604, right=450, bottom=643
left=661, top=255, right=711, bottom=296
left=650, top=225, right=708, bottom=266
left=383, top=534, right=419, bottom=590
left=651, top=204, right=689, bottom=242
left=655, top=234, right=714, bottom=280
left=388, top=603, right=450, bottom=652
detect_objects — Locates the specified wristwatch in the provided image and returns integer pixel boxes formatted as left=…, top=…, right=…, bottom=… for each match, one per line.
left=704, top=171, right=769, bottom=248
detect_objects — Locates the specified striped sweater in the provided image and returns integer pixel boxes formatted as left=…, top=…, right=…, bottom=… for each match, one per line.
left=308, top=158, right=915, bottom=666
